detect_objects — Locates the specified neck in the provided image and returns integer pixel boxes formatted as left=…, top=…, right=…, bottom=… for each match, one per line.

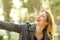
left=35, top=28, right=43, bottom=34
left=36, top=24, right=45, bottom=31
left=34, top=22, right=46, bottom=33
left=35, top=26, right=43, bottom=34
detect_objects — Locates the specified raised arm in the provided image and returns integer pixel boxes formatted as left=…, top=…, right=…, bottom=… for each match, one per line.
left=0, top=21, right=26, bottom=33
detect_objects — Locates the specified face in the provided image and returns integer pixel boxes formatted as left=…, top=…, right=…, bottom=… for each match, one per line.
left=35, top=11, right=48, bottom=26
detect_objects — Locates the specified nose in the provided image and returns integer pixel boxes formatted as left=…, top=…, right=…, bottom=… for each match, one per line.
left=36, top=16, right=41, bottom=21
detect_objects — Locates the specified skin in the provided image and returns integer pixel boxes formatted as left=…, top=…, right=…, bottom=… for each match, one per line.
left=34, top=11, right=48, bottom=40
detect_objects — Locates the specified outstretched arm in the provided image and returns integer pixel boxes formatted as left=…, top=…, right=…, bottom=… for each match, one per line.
left=0, top=21, right=26, bottom=33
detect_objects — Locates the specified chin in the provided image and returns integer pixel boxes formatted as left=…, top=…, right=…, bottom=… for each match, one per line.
left=35, top=21, right=40, bottom=24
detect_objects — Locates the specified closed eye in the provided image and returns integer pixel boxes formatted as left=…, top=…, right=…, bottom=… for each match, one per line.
left=41, top=15, right=45, bottom=17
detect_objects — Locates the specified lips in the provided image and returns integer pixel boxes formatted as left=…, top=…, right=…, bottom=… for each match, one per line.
left=36, top=16, right=41, bottom=22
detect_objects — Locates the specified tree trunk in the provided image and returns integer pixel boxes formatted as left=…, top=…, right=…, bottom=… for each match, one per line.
left=2, top=0, right=12, bottom=40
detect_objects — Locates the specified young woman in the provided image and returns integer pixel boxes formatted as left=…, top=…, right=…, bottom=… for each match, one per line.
left=0, top=10, right=54, bottom=40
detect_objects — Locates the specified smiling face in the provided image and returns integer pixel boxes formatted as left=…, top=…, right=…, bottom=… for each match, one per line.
left=35, top=10, right=54, bottom=39
left=35, top=11, right=48, bottom=26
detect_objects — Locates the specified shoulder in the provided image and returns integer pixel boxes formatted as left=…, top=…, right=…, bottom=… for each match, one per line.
left=21, top=21, right=31, bottom=29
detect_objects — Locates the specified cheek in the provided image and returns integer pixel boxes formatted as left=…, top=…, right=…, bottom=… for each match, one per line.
left=41, top=17, right=47, bottom=22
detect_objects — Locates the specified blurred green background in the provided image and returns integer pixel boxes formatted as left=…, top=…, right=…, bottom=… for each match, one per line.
left=0, top=0, right=60, bottom=40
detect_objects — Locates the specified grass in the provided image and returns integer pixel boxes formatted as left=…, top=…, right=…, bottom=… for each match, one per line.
left=0, top=32, right=19, bottom=40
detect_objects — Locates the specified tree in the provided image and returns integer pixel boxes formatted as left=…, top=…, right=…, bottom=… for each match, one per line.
left=2, top=0, right=12, bottom=40
left=20, top=0, right=41, bottom=13
left=18, top=0, right=42, bottom=22
left=50, top=0, right=60, bottom=16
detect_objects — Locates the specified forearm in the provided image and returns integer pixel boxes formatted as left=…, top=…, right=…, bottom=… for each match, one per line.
left=0, top=21, right=21, bottom=33
left=0, top=21, right=9, bottom=29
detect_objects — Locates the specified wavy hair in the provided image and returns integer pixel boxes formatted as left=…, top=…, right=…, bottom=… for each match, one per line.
left=40, top=10, right=54, bottom=40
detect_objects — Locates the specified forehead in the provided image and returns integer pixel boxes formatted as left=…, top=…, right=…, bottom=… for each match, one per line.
left=39, top=11, right=47, bottom=16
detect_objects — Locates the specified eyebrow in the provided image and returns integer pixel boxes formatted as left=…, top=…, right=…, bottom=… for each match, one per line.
left=40, top=14, right=46, bottom=16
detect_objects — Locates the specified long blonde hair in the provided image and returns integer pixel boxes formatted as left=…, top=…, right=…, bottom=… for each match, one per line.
left=40, top=10, right=54, bottom=40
